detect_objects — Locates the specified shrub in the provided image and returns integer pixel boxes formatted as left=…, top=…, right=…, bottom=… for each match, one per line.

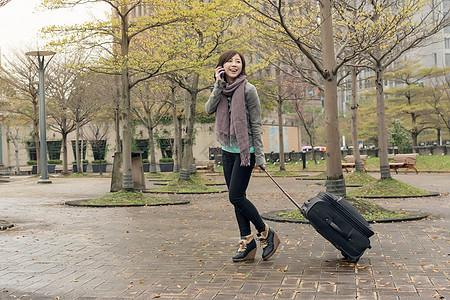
left=159, top=157, right=174, bottom=163
left=48, top=159, right=62, bottom=164
left=92, top=160, right=107, bottom=164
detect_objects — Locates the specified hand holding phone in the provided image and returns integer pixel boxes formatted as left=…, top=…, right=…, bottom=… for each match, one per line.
left=215, top=66, right=225, bottom=81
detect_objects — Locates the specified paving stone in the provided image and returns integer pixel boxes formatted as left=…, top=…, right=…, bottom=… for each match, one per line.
left=0, top=174, right=448, bottom=299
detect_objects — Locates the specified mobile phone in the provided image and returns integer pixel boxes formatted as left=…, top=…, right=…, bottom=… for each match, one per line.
left=220, top=66, right=224, bottom=79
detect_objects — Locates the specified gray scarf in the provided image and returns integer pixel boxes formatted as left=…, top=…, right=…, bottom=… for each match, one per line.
left=215, top=75, right=250, bottom=166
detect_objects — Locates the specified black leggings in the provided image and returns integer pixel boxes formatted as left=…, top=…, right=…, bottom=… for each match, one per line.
left=222, top=150, right=266, bottom=237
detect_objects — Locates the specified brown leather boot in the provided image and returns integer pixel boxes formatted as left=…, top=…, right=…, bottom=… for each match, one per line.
left=232, top=233, right=257, bottom=262
left=257, top=224, right=280, bottom=261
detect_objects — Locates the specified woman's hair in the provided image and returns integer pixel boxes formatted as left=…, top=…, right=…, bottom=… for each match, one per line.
left=216, top=50, right=246, bottom=75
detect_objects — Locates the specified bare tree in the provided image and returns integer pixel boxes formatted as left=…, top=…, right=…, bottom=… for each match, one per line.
left=356, top=0, right=450, bottom=179
left=0, top=47, right=41, bottom=172
left=43, top=0, right=186, bottom=189
left=131, top=79, right=171, bottom=173
left=242, top=0, right=371, bottom=195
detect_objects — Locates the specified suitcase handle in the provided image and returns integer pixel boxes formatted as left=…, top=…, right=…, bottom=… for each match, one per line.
left=260, top=166, right=302, bottom=211
left=328, top=220, right=349, bottom=240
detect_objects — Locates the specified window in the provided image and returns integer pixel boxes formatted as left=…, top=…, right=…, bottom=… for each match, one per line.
left=445, top=53, right=450, bottom=67
left=445, top=38, right=450, bottom=49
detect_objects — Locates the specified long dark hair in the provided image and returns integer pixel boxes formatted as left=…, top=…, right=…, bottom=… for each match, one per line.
left=215, top=50, right=246, bottom=76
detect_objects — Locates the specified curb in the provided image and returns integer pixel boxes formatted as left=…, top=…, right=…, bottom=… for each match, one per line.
left=295, top=177, right=326, bottom=181
left=143, top=189, right=227, bottom=195
left=152, top=182, right=226, bottom=186
left=65, top=199, right=190, bottom=207
left=355, top=192, right=441, bottom=199
left=262, top=210, right=429, bottom=224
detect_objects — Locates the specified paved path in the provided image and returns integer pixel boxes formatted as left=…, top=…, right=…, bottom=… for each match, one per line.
left=0, top=172, right=448, bottom=300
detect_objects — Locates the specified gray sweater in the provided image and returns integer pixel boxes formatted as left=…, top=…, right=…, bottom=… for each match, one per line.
left=205, top=79, right=266, bottom=166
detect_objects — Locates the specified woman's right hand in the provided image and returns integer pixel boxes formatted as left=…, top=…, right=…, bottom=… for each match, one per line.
left=215, top=66, right=225, bottom=81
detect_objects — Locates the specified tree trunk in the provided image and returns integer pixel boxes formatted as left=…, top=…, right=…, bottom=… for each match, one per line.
left=61, top=119, right=68, bottom=175
left=351, top=67, right=363, bottom=172
left=374, top=49, right=391, bottom=179
left=320, top=0, right=346, bottom=196
left=277, top=97, right=285, bottom=171
left=277, top=70, right=285, bottom=170
left=62, top=130, right=68, bottom=175
left=180, top=74, right=199, bottom=181
left=115, top=75, right=121, bottom=153
left=120, top=9, right=133, bottom=189
left=13, top=128, right=20, bottom=175
left=171, top=86, right=181, bottom=172
left=147, top=113, right=157, bottom=173
left=75, top=119, right=82, bottom=173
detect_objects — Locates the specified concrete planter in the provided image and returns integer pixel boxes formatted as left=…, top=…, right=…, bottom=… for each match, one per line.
left=159, top=163, right=174, bottom=172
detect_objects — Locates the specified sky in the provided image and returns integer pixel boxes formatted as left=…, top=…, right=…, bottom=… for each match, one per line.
left=0, top=0, right=109, bottom=56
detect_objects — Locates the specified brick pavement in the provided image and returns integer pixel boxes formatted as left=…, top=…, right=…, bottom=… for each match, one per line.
left=0, top=173, right=448, bottom=300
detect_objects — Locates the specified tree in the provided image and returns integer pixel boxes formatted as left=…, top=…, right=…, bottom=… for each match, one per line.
left=131, top=79, right=171, bottom=173
left=384, top=61, right=441, bottom=147
left=356, top=0, right=449, bottom=179
left=423, top=67, right=450, bottom=142
left=66, top=73, right=109, bottom=173
left=167, top=0, right=251, bottom=180
left=42, top=0, right=187, bottom=189
left=389, top=119, right=412, bottom=153
left=242, top=0, right=374, bottom=196
left=46, top=54, right=91, bottom=174
left=0, top=47, right=41, bottom=172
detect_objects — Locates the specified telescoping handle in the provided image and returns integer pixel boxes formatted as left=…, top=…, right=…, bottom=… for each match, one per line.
left=259, top=166, right=302, bottom=211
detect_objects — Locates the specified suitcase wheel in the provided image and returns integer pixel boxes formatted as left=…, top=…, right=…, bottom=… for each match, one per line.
left=341, top=252, right=360, bottom=263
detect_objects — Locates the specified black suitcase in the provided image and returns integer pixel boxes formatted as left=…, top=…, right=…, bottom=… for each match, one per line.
left=261, top=168, right=374, bottom=263
left=301, top=191, right=374, bottom=262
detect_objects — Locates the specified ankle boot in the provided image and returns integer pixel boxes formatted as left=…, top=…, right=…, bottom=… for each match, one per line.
left=257, top=224, right=280, bottom=261
left=232, top=234, right=257, bottom=262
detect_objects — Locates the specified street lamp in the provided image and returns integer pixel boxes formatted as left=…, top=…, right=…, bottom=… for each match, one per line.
left=26, top=50, right=55, bottom=184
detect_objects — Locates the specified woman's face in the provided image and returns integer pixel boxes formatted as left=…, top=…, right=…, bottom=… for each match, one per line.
left=223, top=54, right=243, bottom=83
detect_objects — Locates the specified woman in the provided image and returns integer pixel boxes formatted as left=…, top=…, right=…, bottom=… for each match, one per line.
left=205, top=50, right=280, bottom=262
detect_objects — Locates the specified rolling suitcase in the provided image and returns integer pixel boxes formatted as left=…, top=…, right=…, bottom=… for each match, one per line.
left=261, top=167, right=374, bottom=263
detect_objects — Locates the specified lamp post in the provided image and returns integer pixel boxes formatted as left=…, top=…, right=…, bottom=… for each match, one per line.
left=26, top=50, right=55, bottom=184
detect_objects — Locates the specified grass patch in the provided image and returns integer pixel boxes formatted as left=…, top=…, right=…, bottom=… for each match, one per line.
left=347, top=178, right=430, bottom=197
left=277, top=196, right=410, bottom=222
left=79, top=190, right=174, bottom=205
left=145, top=172, right=167, bottom=179
left=415, top=154, right=450, bottom=171
left=344, top=171, right=377, bottom=186
left=262, top=154, right=449, bottom=173
left=151, top=173, right=225, bottom=193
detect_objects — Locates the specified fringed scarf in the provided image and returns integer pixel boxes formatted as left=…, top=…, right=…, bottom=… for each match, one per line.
left=215, top=75, right=250, bottom=166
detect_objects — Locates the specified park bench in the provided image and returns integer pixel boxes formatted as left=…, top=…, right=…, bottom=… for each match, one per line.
left=342, top=155, right=368, bottom=173
left=55, top=165, right=73, bottom=173
left=196, top=162, right=215, bottom=173
left=389, top=153, right=419, bottom=174
left=20, top=165, right=33, bottom=175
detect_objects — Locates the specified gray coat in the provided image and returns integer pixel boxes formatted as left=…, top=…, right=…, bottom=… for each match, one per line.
left=205, top=79, right=266, bottom=166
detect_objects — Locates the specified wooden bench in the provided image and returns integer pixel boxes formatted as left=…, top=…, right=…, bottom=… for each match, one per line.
left=389, top=153, right=419, bottom=174
left=55, top=164, right=73, bottom=173
left=342, top=155, right=368, bottom=173
left=20, top=166, right=33, bottom=175
left=196, top=162, right=215, bottom=173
